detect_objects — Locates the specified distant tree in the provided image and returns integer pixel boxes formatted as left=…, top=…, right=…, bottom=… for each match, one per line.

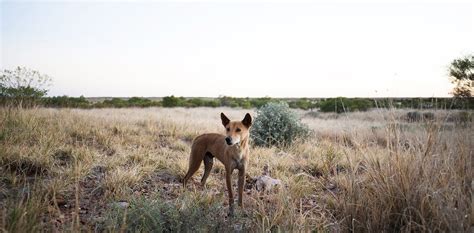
left=162, top=95, right=185, bottom=107
left=43, top=95, right=90, bottom=108
left=241, top=100, right=252, bottom=109
left=319, top=98, right=372, bottom=113
left=204, top=99, right=220, bottom=107
left=0, top=66, right=52, bottom=107
left=128, top=97, right=153, bottom=107
left=103, top=98, right=128, bottom=108
left=250, top=97, right=272, bottom=108
left=449, top=55, right=473, bottom=97
left=187, top=98, right=204, bottom=107
left=294, top=98, right=312, bottom=110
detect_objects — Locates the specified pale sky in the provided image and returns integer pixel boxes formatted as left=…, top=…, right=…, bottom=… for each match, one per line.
left=1, top=0, right=473, bottom=97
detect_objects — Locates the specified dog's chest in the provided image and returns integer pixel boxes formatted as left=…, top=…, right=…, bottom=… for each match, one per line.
left=232, top=151, right=244, bottom=161
left=233, top=152, right=246, bottom=169
left=229, top=146, right=246, bottom=165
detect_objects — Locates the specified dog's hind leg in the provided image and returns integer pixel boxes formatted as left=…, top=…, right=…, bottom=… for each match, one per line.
left=200, top=152, right=214, bottom=186
left=183, top=150, right=204, bottom=188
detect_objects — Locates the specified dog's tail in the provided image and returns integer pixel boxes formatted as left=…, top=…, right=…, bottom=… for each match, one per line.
left=182, top=142, right=205, bottom=187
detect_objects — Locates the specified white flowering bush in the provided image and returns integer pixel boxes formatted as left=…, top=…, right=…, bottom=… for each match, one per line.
left=251, top=102, right=310, bottom=147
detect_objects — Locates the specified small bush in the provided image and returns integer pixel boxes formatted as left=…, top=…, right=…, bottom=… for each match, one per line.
left=103, top=198, right=180, bottom=232
left=101, top=196, right=231, bottom=232
left=251, top=102, right=310, bottom=147
left=406, top=111, right=421, bottom=122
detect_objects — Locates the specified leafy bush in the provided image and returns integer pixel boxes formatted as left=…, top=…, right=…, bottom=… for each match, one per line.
left=162, top=95, right=185, bottom=107
left=0, top=66, right=52, bottom=107
left=127, top=97, right=156, bottom=107
left=187, top=98, right=204, bottom=107
left=289, top=98, right=314, bottom=110
left=43, top=95, right=91, bottom=108
left=251, top=102, right=310, bottom=147
left=250, top=97, right=272, bottom=108
left=102, top=98, right=128, bottom=108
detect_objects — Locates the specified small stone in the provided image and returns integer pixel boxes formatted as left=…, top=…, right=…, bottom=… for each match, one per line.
left=110, top=201, right=129, bottom=209
left=255, top=175, right=281, bottom=192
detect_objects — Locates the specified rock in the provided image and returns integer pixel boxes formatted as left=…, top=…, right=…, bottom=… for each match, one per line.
left=109, top=201, right=129, bottom=209
left=255, top=175, right=281, bottom=192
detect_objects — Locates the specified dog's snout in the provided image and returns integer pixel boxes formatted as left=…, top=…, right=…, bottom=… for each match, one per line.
left=225, top=137, right=232, bottom=145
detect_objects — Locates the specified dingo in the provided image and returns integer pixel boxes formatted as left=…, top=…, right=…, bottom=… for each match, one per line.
left=183, top=113, right=252, bottom=216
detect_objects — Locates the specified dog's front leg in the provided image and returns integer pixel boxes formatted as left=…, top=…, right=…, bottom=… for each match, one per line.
left=238, top=167, right=245, bottom=208
left=225, top=169, right=234, bottom=216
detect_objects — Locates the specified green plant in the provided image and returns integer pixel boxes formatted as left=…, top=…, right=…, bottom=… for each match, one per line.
left=162, top=95, right=185, bottom=107
left=0, top=66, right=52, bottom=107
left=449, top=55, right=473, bottom=97
left=319, top=98, right=373, bottom=113
left=4, top=186, right=48, bottom=232
left=102, top=196, right=232, bottom=232
left=251, top=102, right=310, bottom=147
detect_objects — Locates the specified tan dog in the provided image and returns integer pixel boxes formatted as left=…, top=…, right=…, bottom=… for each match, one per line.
left=183, top=113, right=252, bottom=216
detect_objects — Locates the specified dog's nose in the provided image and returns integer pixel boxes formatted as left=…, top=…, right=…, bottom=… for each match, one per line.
left=225, top=137, right=232, bottom=145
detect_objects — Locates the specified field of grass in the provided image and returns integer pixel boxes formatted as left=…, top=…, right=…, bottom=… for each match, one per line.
left=0, top=107, right=472, bottom=232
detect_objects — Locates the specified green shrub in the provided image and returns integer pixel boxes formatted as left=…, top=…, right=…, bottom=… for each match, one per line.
left=103, top=199, right=180, bottom=232
left=1, top=66, right=52, bottom=107
left=42, top=95, right=91, bottom=108
left=101, top=197, right=232, bottom=232
left=162, top=95, right=185, bottom=107
left=241, top=100, right=252, bottom=109
left=187, top=98, right=204, bottom=107
left=103, top=98, right=128, bottom=108
left=319, top=98, right=372, bottom=113
left=128, top=97, right=154, bottom=107
left=250, top=97, right=272, bottom=108
left=251, top=102, right=310, bottom=147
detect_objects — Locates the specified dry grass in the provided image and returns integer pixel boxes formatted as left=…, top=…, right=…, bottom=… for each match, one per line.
left=0, top=107, right=472, bottom=232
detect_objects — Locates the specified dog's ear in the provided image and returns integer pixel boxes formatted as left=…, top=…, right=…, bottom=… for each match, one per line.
left=242, top=113, right=252, bottom=128
left=221, top=113, right=230, bottom=127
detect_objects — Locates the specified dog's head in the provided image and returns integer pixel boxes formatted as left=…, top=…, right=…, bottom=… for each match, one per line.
left=221, top=113, right=252, bottom=146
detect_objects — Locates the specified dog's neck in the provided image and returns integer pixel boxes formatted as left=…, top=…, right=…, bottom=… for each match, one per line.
left=238, top=134, right=249, bottom=149
left=229, top=134, right=249, bottom=162
left=228, top=134, right=249, bottom=152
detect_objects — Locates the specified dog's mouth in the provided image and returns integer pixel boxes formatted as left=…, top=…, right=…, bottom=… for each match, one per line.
left=225, top=137, right=240, bottom=146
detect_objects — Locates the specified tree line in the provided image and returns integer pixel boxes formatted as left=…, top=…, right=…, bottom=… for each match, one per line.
left=7, top=95, right=473, bottom=111
left=1, top=53, right=473, bottom=112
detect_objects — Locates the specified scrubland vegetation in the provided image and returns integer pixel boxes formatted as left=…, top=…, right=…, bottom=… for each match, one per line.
left=0, top=106, right=471, bottom=232
left=28, top=95, right=474, bottom=111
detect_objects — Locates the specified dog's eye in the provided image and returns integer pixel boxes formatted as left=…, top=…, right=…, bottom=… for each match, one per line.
left=236, top=128, right=241, bottom=132
left=226, top=128, right=230, bottom=132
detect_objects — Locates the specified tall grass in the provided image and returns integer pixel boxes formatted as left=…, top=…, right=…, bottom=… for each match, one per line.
left=0, top=107, right=471, bottom=232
